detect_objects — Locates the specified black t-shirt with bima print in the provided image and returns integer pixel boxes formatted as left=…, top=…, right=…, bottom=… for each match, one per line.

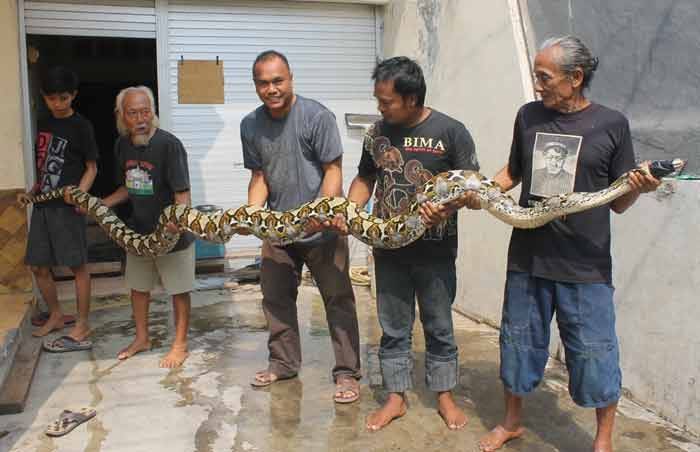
left=34, top=113, right=99, bottom=208
left=115, top=128, right=194, bottom=252
left=507, top=101, right=636, bottom=283
left=358, top=109, right=479, bottom=259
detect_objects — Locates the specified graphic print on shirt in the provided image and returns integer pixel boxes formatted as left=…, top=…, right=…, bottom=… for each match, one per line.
left=370, top=132, right=454, bottom=241
left=530, top=132, right=582, bottom=198
left=37, top=132, right=68, bottom=193
left=125, top=160, right=155, bottom=195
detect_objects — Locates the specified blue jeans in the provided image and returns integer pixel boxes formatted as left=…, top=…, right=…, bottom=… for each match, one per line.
left=500, top=271, right=621, bottom=408
left=374, top=254, right=458, bottom=393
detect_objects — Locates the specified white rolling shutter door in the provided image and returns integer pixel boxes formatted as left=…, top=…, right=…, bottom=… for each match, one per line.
left=167, top=0, right=378, bottom=254
left=24, top=0, right=156, bottom=38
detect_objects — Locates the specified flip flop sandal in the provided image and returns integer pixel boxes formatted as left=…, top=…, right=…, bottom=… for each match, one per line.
left=43, top=336, right=93, bottom=353
left=45, top=408, right=96, bottom=437
left=32, top=312, right=76, bottom=327
left=250, top=370, right=297, bottom=388
left=334, top=376, right=360, bottom=404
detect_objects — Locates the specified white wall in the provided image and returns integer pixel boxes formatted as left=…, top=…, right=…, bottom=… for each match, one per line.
left=612, top=180, right=700, bottom=433
left=381, top=0, right=699, bottom=435
left=0, top=0, right=26, bottom=190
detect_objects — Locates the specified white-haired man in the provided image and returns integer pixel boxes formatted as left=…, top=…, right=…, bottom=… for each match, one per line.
left=478, top=36, right=662, bottom=452
left=100, top=86, right=194, bottom=368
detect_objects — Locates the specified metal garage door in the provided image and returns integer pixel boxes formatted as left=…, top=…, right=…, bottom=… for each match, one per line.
left=166, top=0, right=379, bottom=254
left=24, top=0, right=156, bottom=38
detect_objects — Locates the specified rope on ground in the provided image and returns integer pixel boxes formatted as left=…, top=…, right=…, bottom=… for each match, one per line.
left=302, top=266, right=371, bottom=287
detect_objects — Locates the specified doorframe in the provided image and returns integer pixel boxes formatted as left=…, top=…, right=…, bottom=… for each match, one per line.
left=17, top=0, right=35, bottom=193
left=155, top=0, right=171, bottom=130
left=17, top=0, right=382, bottom=184
left=16, top=0, right=170, bottom=181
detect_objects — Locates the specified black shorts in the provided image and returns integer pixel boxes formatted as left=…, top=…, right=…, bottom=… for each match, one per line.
left=24, top=206, right=88, bottom=268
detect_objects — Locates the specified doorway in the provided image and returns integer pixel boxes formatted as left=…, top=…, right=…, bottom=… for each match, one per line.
left=26, top=35, right=157, bottom=267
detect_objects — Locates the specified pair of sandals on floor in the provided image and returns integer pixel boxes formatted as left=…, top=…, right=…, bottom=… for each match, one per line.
left=251, top=370, right=360, bottom=404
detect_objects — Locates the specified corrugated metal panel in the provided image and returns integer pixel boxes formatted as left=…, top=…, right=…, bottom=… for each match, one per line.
left=25, top=1, right=156, bottom=38
left=168, top=0, right=378, bottom=254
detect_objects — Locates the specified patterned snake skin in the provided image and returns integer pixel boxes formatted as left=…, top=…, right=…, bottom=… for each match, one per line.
left=26, top=157, right=683, bottom=257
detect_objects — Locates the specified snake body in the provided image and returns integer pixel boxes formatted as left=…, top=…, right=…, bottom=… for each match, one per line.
left=28, top=159, right=684, bottom=257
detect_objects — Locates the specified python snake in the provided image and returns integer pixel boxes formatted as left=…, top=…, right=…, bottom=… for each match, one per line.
left=26, top=159, right=684, bottom=257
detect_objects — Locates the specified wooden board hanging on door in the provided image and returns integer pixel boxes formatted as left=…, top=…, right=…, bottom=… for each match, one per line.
left=178, top=59, right=224, bottom=104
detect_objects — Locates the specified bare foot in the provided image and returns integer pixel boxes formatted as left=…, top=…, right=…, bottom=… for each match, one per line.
left=366, top=393, right=407, bottom=432
left=251, top=370, right=279, bottom=387
left=437, top=392, right=468, bottom=430
left=159, top=344, right=188, bottom=368
left=117, top=339, right=152, bottom=360
left=593, top=439, right=613, bottom=452
left=32, top=313, right=64, bottom=337
left=479, top=425, right=525, bottom=451
left=67, top=322, right=91, bottom=342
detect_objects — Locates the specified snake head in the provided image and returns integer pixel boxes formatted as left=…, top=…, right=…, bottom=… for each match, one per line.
left=644, top=159, right=686, bottom=179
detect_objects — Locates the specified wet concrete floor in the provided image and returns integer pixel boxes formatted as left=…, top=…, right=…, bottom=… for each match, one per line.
left=1, top=275, right=699, bottom=452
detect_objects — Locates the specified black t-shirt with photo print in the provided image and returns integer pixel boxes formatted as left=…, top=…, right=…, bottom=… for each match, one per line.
left=34, top=113, right=99, bottom=208
left=115, top=128, right=194, bottom=252
left=507, top=101, right=636, bottom=283
left=358, top=109, right=479, bottom=259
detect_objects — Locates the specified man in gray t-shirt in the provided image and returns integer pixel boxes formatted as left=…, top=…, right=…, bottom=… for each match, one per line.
left=241, top=50, right=361, bottom=403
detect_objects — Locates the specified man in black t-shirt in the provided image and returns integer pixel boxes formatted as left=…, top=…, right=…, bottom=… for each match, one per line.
left=19, top=67, right=98, bottom=351
left=478, top=36, right=663, bottom=452
left=99, top=86, right=194, bottom=369
left=328, top=57, right=480, bottom=431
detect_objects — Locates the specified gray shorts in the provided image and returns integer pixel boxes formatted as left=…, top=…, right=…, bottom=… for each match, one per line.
left=24, top=206, right=88, bottom=268
left=125, top=243, right=195, bottom=296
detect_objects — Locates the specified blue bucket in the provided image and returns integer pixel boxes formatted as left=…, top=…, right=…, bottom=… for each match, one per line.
left=194, top=204, right=225, bottom=260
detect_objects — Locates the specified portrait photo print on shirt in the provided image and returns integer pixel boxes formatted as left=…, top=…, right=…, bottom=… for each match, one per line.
left=530, top=132, right=582, bottom=197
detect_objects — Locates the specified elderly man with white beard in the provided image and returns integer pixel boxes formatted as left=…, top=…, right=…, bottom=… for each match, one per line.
left=100, top=86, right=194, bottom=368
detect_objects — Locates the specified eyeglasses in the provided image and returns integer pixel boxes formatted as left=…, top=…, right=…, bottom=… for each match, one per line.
left=125, top=108, right=152, bottom=120
left=532, top=71, right=568, bottom=85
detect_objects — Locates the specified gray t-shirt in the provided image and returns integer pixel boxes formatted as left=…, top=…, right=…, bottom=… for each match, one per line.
left=115, top=128, right=194, bottom=252
left=241, top=95, right=344, bottom=212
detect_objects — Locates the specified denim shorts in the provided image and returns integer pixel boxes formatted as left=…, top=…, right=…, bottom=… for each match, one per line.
left=499, top=271, right=621, bottom=408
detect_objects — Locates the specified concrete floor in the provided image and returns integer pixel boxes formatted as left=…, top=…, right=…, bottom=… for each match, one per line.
left=1, top=272, right=699, bottom=452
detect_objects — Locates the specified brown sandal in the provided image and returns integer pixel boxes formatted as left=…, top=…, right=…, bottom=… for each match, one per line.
left=334, top=375, right=360, bottom=403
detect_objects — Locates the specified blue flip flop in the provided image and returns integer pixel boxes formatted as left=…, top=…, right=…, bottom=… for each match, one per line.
left=43, top=336, right=93, bottom=353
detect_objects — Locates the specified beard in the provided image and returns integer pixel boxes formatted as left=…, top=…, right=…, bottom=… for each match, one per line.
left=130, top=127, right=154, bottom=146
left=131, top=134, right=150, bottom=146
